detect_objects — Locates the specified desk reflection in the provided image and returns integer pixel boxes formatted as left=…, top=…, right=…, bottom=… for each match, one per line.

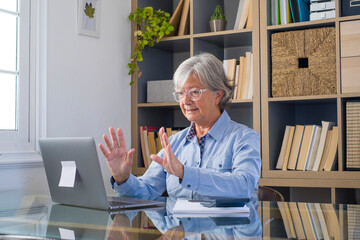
left=0, top=196, right=262, bottom=239
left=106, top=197, right=262, bottom=240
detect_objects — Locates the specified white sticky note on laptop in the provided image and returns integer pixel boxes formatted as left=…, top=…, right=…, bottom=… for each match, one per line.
left=59, top=161, right=77, bottom=187
left=59, top=227, right=75, bottom=240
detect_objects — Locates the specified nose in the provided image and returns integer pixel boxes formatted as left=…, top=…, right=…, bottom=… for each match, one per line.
left=182, top=92, right=193, bottom=104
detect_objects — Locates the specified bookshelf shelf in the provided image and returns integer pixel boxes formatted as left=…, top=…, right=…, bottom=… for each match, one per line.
left=231, top=99, right=254, bottom=104
left=339, top=15, right=360, bottom=21
left=162, top=35, right=192, bottom=41
left=193, top=28, right=253, bottom=38
left=137, top=102, right=179, bottom=108
left=340, top=93, right=360, bottom=99
left=267, top=18, right=336, bottom=30
left=268, top=95, right=338, bottom=102
left=260, top=178, right=360, bottom=189
left=262, top=170, right=360, bottom=180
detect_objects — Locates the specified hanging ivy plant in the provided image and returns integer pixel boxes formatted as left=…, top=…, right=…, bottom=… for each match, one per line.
left=128, top=7, right=174, bottom=85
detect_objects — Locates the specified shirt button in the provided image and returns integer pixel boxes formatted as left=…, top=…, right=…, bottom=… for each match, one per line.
left=187, top=184, right=191, bottom=188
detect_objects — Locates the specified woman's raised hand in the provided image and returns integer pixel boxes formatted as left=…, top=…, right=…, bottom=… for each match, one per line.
left=99, top=127, right=135, bottom=184
left=150, top=127, right=184, bottom=179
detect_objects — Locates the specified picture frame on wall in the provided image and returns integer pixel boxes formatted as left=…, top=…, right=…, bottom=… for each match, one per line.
left=78, top=0, right=100, bottom=37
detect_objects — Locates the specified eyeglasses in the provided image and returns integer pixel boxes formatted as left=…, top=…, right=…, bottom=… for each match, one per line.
left=173, top=88, right=209, bottom=102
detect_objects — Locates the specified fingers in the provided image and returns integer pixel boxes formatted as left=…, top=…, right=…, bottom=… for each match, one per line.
left=103, top=134, right=113, bottom=152
left=159, top=127, right=166, bottom=149
left=109, top=127, right=119, bottom=148
left=159, top=127, right=170, bottom=149
left=103, top=127, right=126, bottom=152
left=99, top=143, right=109, bottom=158
left=117, top=128, right=127, bottom=150
left=150, top=154, right=164, bottom=167
left=127, top=148, right=135, bottom=163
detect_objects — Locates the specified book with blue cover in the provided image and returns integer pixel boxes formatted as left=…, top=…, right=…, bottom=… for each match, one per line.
left=289, top=0, right=300, bottom=22
left=298, top=0, right=310, bottom=22
left=289, top=0, right=310, bottom=22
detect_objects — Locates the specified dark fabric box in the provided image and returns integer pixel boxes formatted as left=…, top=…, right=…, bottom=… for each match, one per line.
left=341, top=0, right=360, bottom=17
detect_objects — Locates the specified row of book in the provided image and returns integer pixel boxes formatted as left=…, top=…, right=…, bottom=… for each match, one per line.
left=270, top=0, right=310, bottom=25
left=168, top=0, right=253, bottom=35
left=168, top=0, right=190, bottom=36
left=223, top=52, right=253, bottom=100
left=233, top=0, right=253, bottom=30
left=278, top=202, right=340, bottom=239
left=139, top=126, right=181, bottom=168
left=276, top=121, right=338, bottom=171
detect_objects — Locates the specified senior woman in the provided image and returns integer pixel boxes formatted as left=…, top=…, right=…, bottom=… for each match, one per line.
left=99, top=53, right=261, bottom=199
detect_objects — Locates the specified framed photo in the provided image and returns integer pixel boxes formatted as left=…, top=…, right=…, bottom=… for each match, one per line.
left=77, top=0, right=100, bottom=37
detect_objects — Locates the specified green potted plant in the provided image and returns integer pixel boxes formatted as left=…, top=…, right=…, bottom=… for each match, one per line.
left=209, top=5, right=227, bottom=32
left=128, top=7, right=174, bottom=85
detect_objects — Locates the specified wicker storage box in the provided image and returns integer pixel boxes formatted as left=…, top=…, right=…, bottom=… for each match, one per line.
left=271, top=27, right=336, bottom=97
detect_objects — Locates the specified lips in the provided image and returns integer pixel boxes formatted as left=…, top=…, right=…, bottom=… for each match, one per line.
left=185, top=108, right=198, bottom=113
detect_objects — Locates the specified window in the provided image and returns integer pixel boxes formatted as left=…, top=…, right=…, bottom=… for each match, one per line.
left=0, top=1, right=34, bottom=152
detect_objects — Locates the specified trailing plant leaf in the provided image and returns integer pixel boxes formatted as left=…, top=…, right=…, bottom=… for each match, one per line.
left=128, top=7, right=174, bottom=85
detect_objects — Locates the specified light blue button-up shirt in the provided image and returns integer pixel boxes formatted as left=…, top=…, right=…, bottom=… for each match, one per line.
left=111, top=110, right=261, bottom=199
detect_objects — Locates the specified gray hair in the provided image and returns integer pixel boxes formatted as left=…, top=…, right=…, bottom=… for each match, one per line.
left=173, top=52, right=234, bottom=112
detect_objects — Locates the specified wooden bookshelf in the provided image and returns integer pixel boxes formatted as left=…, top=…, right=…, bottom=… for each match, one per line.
left=131, top=0, right=261, bottom=176
left=260, top=0, right=360, bottom=204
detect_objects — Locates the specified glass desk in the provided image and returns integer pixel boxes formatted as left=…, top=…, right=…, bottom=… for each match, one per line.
left=0, top=191, right=358, bottom=239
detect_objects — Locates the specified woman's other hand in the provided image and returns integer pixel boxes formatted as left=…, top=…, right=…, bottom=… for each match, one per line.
left=99, top=127, right=135, bottom=184
left=150, top=127, right=184, bottom=180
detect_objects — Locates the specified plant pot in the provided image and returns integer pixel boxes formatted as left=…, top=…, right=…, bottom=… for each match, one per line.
left=209, top=20, right=227, bottom=32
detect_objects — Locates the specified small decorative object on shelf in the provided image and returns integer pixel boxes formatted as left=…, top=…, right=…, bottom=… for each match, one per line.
left=128, top=7, right=174, bottom=85
left=310, top=0, right=335, bottom=21
left=147, top=80, right=175, bottom=103
left=341, top=0, right=360, bottom=17
left=209, top=5, right=227, bottom=32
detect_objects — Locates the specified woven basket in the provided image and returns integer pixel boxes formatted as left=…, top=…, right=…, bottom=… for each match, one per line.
left=271, top=27, right=336, bottom=97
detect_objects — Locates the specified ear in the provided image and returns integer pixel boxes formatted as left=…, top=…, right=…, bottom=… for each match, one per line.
left=215, top=90, right=225, bottom=105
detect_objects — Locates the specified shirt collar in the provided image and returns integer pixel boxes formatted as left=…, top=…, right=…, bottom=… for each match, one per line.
left=186, top=122, right=196, bottom=142
left=185, top=110, right=230, bottom=142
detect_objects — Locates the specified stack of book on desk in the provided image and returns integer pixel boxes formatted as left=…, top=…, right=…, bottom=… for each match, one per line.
left=310, top=0, right=335, bottom=21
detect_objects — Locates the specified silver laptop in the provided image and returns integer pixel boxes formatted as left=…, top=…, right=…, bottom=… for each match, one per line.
left=39, top=137, right=164, bottom=210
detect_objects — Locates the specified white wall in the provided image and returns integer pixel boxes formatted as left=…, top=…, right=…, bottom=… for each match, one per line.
left=0, top=0, right=132, bottom=194
left=46, top=0, right=132, bottom=193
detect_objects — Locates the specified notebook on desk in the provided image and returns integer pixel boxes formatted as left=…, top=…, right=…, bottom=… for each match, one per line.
left=39, top=137, right=164, bottom=211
